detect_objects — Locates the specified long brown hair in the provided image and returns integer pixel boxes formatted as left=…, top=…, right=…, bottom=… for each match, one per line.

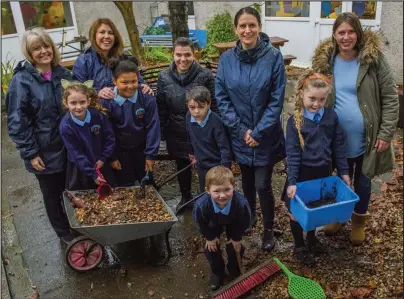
left=294, top=70, right=332, bottom=149
left=332, top=12, right=364, bottom=56
left=89, top=18, right=124, bottom=64
left=62, top=82, right=108, bottom=116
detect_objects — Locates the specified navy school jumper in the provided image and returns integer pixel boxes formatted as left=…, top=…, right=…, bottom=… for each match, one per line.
left=101, top=90, right=161, bottom=185
left=59, top=108, right=117, bottom=190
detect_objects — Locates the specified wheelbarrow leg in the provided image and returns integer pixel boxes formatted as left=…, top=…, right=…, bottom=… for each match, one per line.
left=150, top=230, right=172, bottom=266
left=102, top=245, right=122, bottom=269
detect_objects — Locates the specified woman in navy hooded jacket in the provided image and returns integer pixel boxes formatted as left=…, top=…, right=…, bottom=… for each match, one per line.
left=215, top=7, right=286, bottom=252
left=72, top=18, right=153, bottom=99
left=6, top=27, right=73, bottom=244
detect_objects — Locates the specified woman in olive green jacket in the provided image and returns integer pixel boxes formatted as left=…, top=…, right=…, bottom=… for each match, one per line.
left=311, top=12, right=398, bottom=245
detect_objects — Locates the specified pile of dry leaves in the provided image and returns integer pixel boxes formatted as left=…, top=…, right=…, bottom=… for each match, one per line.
left=74, top=187, right=173, bottom=226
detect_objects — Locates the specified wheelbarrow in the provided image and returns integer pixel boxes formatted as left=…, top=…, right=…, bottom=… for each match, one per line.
left=62, top=186, right=178, bottom=272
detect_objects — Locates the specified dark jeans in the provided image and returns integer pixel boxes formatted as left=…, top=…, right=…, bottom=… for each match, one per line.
left=204, top=242, right=245, bottom=277
left=347, top=155, right=371, bottom=214
left=239, top=164, right=275, bottom=230
left=35, top=172, right=71, bottom=238
left=176, top=158, right=192, bottom=198
left=197, top=166, right=209, bottom=194
left=115, top=148, right=146, bottom=186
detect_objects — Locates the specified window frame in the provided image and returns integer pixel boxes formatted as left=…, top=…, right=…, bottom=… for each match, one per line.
left=1, top=1, right=18, bottom=36
left=264, top=1, right=311, bottom=19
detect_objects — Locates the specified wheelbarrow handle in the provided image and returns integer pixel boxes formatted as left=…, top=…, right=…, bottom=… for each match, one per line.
left=155, top=163, right=193, bottom=191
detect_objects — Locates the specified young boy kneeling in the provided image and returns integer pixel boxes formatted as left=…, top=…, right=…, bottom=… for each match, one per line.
left=192, top=166, right=251, bottom=291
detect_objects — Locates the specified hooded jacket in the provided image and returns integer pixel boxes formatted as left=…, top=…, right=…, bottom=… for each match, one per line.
left=156, top=61, right=218, bottom=159
left=312, top=30, right=399, bottom=178
left=215, top=33, right=286, bottom=167
left=6, top=60, right=72, bottom=174
left=72, top=47, right=144, bottom=92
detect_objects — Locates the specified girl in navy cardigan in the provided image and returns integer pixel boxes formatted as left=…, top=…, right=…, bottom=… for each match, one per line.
left=101, top=56, right=160, bottom=186
left=283, top=70, right=351, bottom=265
left=60, top=80, right=117, bottom=190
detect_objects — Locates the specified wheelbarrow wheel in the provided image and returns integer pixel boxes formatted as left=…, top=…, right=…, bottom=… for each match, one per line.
left=65, top=236, right=104, bottom=272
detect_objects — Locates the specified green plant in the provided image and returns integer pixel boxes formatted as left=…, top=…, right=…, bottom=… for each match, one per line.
left=203, top=10, right=237, bottom=58
left=1, top=55, right=16, bottom=97
left=143, top=45, right=172, bottom=64
left=251, top=3, right=262, bottom=14
left=145, top=26, right=165, bottom=35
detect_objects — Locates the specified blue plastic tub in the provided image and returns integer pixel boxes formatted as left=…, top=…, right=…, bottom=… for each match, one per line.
left=290, top=176, right=359, bottom=231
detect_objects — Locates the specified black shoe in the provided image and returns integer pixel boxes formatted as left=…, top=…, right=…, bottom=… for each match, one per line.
left=244, top=214, right=257, bottom=234
left=294, top=247, right=315, bottom=265
left=307, top=236, right=325, bottom=255
left=210, top=273, right=223, bottom=291
left=60, top=234, right=74, bottom=245
left=261, top=229, right=275, bottom=252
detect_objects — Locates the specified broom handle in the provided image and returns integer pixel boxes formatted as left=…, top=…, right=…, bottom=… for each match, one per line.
left=236, top=250, right=244, bottom=274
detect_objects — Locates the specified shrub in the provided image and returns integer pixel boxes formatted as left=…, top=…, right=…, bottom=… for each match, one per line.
left=203, top=10, right=237, bottom=58
left=1, top=55, right=16, bottom=97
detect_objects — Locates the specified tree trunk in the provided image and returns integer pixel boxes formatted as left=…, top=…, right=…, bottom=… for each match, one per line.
left=113, top=1, right=144, bottom=61
left=168, top=1, right=189, bottom=45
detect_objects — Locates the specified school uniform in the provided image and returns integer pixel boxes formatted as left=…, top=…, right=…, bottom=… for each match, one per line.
left=101, top=87, right=160, bottom=186
left=192, top=191, right=251, bottom=277
left=186, top=110, right=232, bottom=192
left=283, top=107, right=349, bottom=209
left=59, top=108, right=117, bottom=190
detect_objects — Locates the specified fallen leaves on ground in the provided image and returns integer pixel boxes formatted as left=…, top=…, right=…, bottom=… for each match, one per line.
left=30, top=290, right=40, bottom=299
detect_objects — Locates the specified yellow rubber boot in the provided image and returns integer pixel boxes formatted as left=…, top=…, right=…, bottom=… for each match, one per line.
left=323, top=223, right=343, bottom=235
left=350, top=212, right=369, bottom=245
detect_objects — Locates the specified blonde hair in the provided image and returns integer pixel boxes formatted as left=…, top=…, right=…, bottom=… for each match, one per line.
left=205, top=166, right=235, bottom=189
left=294, top=70, right=332, bottom=149
left=62, top=82, right=108, bottom=115
left=89, top=18, right=124, bottom=64
left=21, top=27, right=61, bottom=68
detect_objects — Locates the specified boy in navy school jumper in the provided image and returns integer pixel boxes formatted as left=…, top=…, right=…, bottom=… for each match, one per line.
left=185, top=86, right=232, bottom=193
left=101, top=56, right=160, bottom=186
left=282, top=71, right=351, bottom=265
left=193, top=166, right=251, bottom=291
left=59, top=80, right=118, bottom=190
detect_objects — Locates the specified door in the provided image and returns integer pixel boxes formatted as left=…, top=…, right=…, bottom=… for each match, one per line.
left=262, top=1, right=382, bottom=67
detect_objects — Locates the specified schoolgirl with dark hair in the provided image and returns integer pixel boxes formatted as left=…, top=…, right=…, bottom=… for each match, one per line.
left=101, top=55, right=161, bottom=186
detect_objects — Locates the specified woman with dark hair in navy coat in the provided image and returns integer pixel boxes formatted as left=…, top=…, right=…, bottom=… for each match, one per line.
left=215, top=7, right=286, bottom=252
left=59, top=81, right=117, bottom=190
left=101, top=56, right=160, bottom=186
left=6, top=27, right=73, bottom=244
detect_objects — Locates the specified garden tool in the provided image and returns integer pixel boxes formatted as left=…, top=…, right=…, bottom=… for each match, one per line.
left=96, top=167, right=112, bottom=200
left=65, top=189, right=85, bottom=208
left=273, top=257, right=326, bottom=299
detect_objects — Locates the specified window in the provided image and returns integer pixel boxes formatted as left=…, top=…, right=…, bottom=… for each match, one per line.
left=352, top=1, right=377, bottom=20
left=321, top=1, right=342, bottom=19
left=20, top=1, right=73, bottom=30
left=265, top=1, right=310, bottom=17
left=187, top=1, right=194, bottom=16
left=1, top=2, right=17, bottom=35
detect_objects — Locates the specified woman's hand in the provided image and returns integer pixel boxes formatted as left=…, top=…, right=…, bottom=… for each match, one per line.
left=95, top=160, right=104, bottom=169
left=228, top=239, right=241, bottom=252
left=140, top=84, right=154, bottom=96
left=189, top=154, right=197, bottom=165
left=375, top=139, right=389, bottom=152
left=244, top=129, right=259, bottom=147
left=145, top=160, right=155, bottom=171
left=287, top=185, right=297, bottom=199
left=31, top=156, right=45, bottom=171
left=205, top=238, right=219, bottom=252
left=110, top=160, right=122, bottom=170
left=98, top=87, right=115, bottom=99
left=94, top=176, right=106, bottom=185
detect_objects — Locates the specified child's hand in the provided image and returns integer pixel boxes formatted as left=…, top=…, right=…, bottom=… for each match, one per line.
left=94, top=176, right=106, bottom=185
left=189, top=154, right=197, bottom=165
left=98, top=87, right=115, bottom=99
left=205, top=238, right=219, bottom=252
left=95, top=160, right=104, bottom=169
left=287, top=185, right=297, bottom=199
left=140, top=84, right=154, bottom=96
left=110, top=160, right=122, bottom=170
left=341, top=175, right=352, bottom=188
left=145, top=160, right=155, bottom=171
left=229, top=239, right=241, bottom=252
